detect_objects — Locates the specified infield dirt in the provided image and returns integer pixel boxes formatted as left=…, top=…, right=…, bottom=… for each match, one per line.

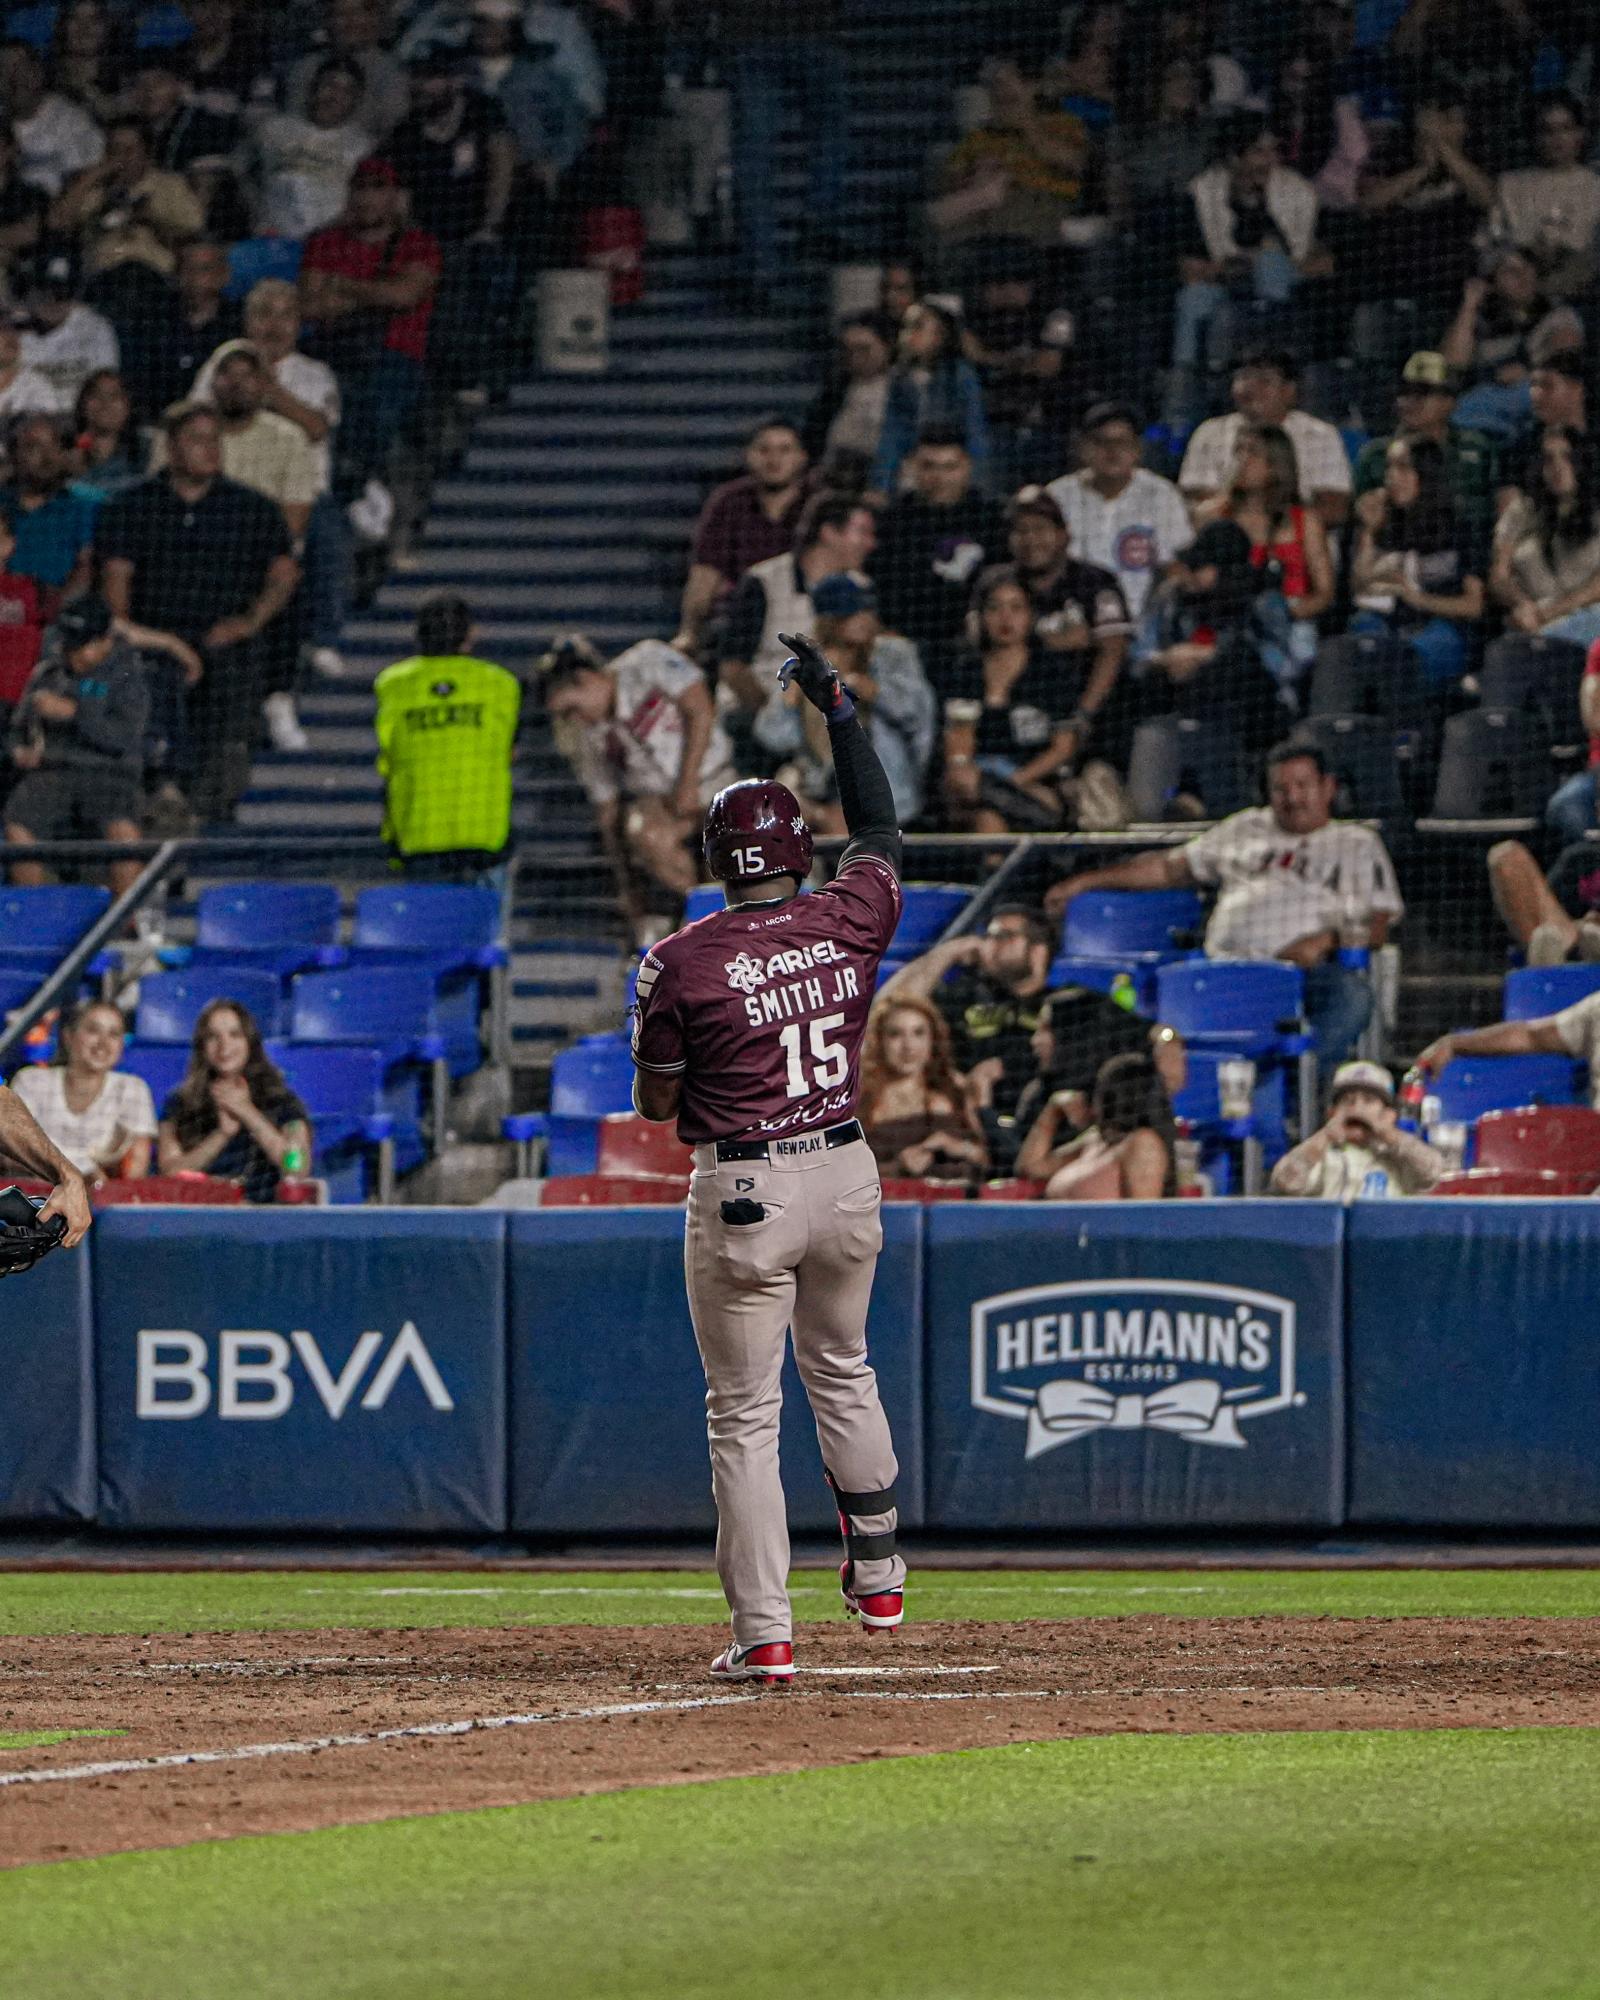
left=1, top=1615, right=1597, bottom=1868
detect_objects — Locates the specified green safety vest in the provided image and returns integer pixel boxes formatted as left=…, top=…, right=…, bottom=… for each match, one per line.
left=374, top=653, right=522, bottom=856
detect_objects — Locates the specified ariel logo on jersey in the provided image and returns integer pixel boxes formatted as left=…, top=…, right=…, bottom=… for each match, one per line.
left=724, top=951, right=770, bottom=996
left=970, top=1278, right=1302, bottom=1457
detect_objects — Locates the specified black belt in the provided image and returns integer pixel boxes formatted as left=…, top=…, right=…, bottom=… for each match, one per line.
left=714, top=1119, right=863, bottom=1164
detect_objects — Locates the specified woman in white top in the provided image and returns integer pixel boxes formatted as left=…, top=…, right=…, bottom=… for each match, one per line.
left=10, top=998, right=155, bottom=1179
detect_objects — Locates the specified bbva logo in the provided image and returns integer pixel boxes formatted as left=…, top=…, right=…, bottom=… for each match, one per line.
left=970, top=1279, right=1303, bottom=1458
left=136, top=1323, right=454, bottom=1421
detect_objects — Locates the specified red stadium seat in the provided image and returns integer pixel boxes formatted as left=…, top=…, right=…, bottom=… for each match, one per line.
left=541, top=1174, right=689, bottom=1206
left=879, top=1178, right=970, bottom=1202
left=91, top=1176, right=246, bottom=1205
left=978, top=1179, right=1044, bottom=1200
left=1431, top=1167, right=1599, bottom=1197
left=595, top=1113, right=694, bottom=1180
left=1473, top=1106, right=1600, bottom=1179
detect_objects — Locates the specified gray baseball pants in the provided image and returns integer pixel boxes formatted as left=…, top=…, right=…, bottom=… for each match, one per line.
left=684, top=1132, right=905, bottom=1645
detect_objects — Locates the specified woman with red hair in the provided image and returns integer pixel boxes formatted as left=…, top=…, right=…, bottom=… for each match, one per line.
left=859, top=995, right=989, bottom=1183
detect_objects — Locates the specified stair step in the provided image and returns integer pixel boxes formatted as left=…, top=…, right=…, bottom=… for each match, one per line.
left=507, top=377, right=811, bottom=413
left=431, top=479, right=710, bottom=511
left=374, top=580, right=668, bottom=616
left=476, top=410, right=772, bottom=444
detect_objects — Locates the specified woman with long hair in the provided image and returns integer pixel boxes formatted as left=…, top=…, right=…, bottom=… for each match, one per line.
left=72, top=369, right=142, bottom=500
left=1017, top=1049, right=1177, bottom=1199
left=1199, top=422, right=1334, bottom=693
left=1351, top=434, right=1484, bottom=683
left=156, top=999, right=309, bottom=1202
left=943, top=569, right=1082, bottom=832
left=1491, top=427, right=1600, bottom=648
left=10, top=997, right=154, bottom=1179
left=49, top=1, right=126, bottom=126
left=859, top=996, right=988, bottom=1183
left=868, top=300, right=990, bottom=496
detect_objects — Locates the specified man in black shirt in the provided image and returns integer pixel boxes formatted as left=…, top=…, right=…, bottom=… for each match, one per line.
left=130, top=51, right=240, bottom=175
left=97, top=404, right=299, bottom=823
left=0, top=125, right=44, bottom=293
left=383, top=50, right=517, bottom=399
left=119, top=237, right=242, bottom=423
left=869, top=422, right=1005, bottom=693
left=879, top=904, right=1056, bottom=1124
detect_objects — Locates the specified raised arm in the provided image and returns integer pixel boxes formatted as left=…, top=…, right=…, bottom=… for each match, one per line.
left=1044, top=845, right=1195, bottom=919
left=776, top=630, right=902, bottom=876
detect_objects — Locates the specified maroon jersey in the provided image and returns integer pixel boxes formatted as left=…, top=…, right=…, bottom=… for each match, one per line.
left=632, top=856, right=902, bottom=1144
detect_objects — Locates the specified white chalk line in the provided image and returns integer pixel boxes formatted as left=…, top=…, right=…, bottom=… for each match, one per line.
left=0, top=1682, right=1367, bottom=1791
left=295, top=1583, right=1220, bottom=1601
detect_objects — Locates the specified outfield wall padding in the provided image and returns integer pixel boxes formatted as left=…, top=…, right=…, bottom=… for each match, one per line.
left=923, top=1202, right=1345, bottom=1530
left=1346, top=1202, right=1600, bottom=1527
left=91, top=1209, right=507, bottom=1533
left=9, top=1199, right=1600, bottom=1533
left=507, top=1206, right=924, bottom=1534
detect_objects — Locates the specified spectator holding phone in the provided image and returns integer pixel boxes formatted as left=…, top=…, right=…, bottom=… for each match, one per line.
left=1269, top=1060, right=1442, bottom=1199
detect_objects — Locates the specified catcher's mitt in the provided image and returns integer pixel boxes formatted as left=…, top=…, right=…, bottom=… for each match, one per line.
left=0, top=1185, right=67, bottom=1277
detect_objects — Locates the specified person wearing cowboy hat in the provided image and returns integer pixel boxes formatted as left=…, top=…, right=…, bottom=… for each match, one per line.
left=1268, top=1060, right=1443, bottom=1200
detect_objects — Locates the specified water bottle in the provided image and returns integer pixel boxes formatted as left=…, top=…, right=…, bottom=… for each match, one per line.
left=1397, top=1064, right=1426, bottom=1134
left=278, top=1144, right=315, bottom=1205
left=1109, top=971, right=1138, bottom=1014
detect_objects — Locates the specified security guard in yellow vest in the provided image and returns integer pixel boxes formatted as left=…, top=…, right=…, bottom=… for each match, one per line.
left=374, top=593, right=521, bottom=880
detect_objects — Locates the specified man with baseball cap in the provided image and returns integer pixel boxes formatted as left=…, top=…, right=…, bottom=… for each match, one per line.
left=1353, top=350, right=1498, bottom=545
left=1268, top=1061, right=1443, bottom=1200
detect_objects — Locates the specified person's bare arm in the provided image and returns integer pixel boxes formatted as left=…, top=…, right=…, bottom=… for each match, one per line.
left=632, top=1069, right=681, bottom=1122
left=668, top=678, right=714, bottom=820
left=121, top=1135, right=152, bottom=1179
left=717, top=655, right=765, bottom=715
left=1367, top=1121, right=1445, bottom=1191
left=1279, top=928, right=1338, bottom=968
left=1431, top=133, right=1495, bottom=211
left=1298, top=509, right=1337, bottom=618
left=1014, top=1092, right=1088, bottom=1182
left=48, top=161, right=110, bottom=235
left=298, top=264, right=348, bottom=322
left=0, top=1085, right=91, bottom=1244
left=349, top=262, right=437, bottom=312
left=158, top=1117, right=234, bottom=1174
left=1581, top=675, right=1600, bottom=739
left=99, top=556, right=133, bottom=618
left=1441, top=277, right=1487, bottom=372
left=1313, top=486, right=1350, bottom=532
left=1047, top=846, right=1196, bottom=917
left=1359, top=158, right=1432, bottom=212
left=1417, top=1017, right=1568, bottom=1070
left=675, top=563, right=725, bottom=650
left=1398, top=567, right=1484, bottom=622
left=877, top=934, right=982, bottom=1005
left=1117, top=1127, right=1170, bottom=1200
left=1489, top=523, right=1528, bottom=612
left=0, top=206, right=40, bottom=257
left=260, top=373, right=332, bottom=445
left=206, top=552, right=302, bottom=650
left=1014, top=723, right=1082, bottom=790
left=118, top=618, right=203, bottom=683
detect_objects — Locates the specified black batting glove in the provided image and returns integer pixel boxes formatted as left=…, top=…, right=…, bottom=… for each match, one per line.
left=777, top=631, right=856, bottom=723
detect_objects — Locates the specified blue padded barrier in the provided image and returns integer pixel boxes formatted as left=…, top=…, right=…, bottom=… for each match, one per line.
left=93, top=1209, right=506, bottom=1531
left=0, top=1226, right=93, bottom=1521
left=923, top=1201, right=1344, bottom=1529
left=1347, top=1201, right=1600, bottom=1526
left=507, top=1204, right=924, bottom=1534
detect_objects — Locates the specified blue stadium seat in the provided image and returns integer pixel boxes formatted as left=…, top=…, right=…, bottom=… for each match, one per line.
left=1504, top=964, right=1600, bottom=1021
left=894, top=883, right=968, bottom=948
left=1428, top=1055, right=1584, bottom=1124
left=551, top=1036, right=636, bottom=1118
left=289, top=967, right=454, bottom=1141
left=683, top=885, right=724, bottom=923
left=0, top=885, right=114, bottom=979
left=1154, top=959, right=1306, bottom=1057
left=136, top=968, right=284, bottom=1043
left=1062, top=888, right=1205, bottom=962
left=188, top=883, right=342, bottom=976
left=266, top=1040, right=417, bottom=1202
left=348, top=885, right=504, bottom=970
left=118, top=1042, right=190, bottom=1108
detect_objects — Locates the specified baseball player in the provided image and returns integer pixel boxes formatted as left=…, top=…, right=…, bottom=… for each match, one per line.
left=631, top=631, right=906, bottom=1686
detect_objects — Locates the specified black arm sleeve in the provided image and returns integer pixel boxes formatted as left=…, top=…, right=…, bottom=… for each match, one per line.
left=829, top=711, right=903, bottom=877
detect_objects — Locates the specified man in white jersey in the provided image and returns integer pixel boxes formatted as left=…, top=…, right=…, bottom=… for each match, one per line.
left=1053, top=739, right=1402, bottom=1070
left=1047, top=401, right=1192, bottom=624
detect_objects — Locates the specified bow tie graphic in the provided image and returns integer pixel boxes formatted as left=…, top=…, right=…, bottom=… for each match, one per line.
left=1025, top=1376, right=1246, bottom=1457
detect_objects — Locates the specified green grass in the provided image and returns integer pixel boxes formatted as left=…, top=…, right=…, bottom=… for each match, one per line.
left=0, top=1565, right=1595, bottom=1635
left=0, top=1728, right=124, bottom=1750
left=6, top=1729, right=1600, bottom=1999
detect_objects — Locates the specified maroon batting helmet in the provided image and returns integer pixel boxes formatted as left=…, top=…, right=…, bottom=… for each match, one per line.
left=703, top=779, right=814, bottom=885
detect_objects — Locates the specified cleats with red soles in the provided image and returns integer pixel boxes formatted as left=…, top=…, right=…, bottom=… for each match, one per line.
left=710, top=1639, right=794, bottom=1685
left=840, top=1562, right=904, bottom=1631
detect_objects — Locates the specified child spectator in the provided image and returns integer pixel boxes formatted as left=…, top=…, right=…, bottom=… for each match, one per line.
left=1270, top=1060, right=1443, bottom=1199
left=71, top=367, right=143, bottom=501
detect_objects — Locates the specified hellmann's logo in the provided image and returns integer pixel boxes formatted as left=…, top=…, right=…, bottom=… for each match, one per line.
left=970, top=1280, right=1303, bottom=1457
left=136, top=1323, right=453, bottom=1421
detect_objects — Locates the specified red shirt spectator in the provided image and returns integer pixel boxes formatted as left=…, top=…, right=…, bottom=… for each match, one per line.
left=0, top=567, right=40, bottom=704
left=1585, top=638, right=1600, bottom=768
left=300, top=162, right=442, bottom=365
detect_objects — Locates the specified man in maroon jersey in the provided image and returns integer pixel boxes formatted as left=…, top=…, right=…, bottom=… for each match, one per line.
left=631, top=631, right=907, bottom=1686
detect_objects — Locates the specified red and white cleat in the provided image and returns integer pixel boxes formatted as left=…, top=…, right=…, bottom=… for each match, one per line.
left=710, top=1639, right=794, bottom=1685
left=841, top=1562, right=904, bottom=1632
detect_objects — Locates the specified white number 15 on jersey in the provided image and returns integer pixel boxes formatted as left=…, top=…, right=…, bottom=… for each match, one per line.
left=779, top=1013, right=848, bottom=1099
